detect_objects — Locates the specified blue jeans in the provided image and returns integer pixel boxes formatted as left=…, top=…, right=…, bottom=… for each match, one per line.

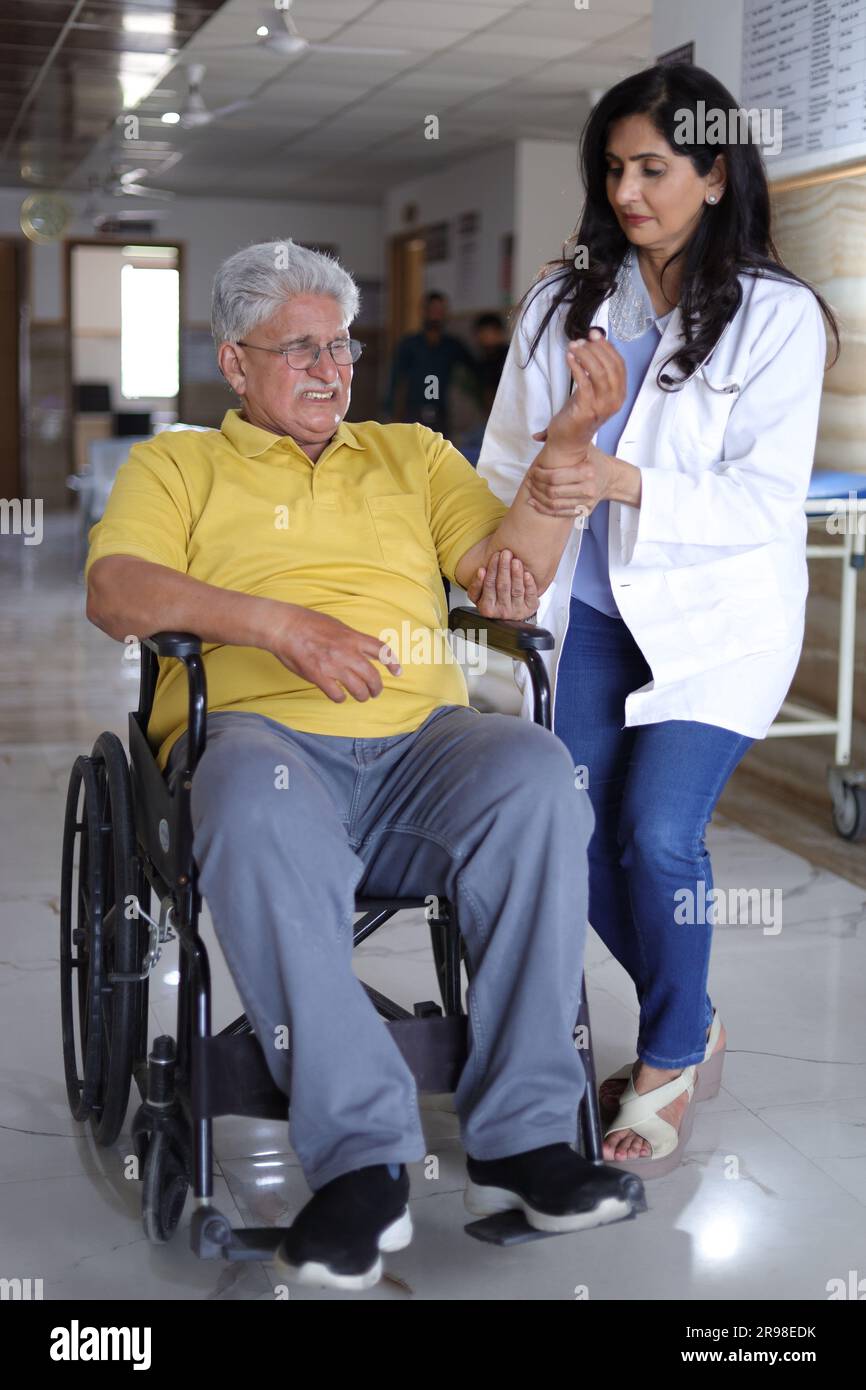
left=553, top=597, right=754, bottom=1069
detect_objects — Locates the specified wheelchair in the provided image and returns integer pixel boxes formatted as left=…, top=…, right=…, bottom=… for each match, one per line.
left=60, top=599, right=605, bottom=1257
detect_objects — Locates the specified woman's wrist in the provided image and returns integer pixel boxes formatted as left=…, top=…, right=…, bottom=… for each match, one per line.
left=606, top=455, right=642, bottom=507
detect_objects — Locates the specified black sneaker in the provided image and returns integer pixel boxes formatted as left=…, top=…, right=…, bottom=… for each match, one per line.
left=273, top=1165, right=412, bottom=1291
left=465, top=1143, right=646, bottom=1233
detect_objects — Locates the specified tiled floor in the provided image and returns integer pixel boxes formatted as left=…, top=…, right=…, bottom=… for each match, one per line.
left=2, top=517, right=865, bottom=1301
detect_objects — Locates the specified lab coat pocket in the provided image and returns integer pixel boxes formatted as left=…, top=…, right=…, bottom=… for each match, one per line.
left=671, top=383, right=738, bottom=467
left=662, top=547, right=789, bottom=660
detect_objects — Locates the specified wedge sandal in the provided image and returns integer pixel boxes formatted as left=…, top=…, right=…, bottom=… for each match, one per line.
left=602, top=1064, right=699, bottom=1178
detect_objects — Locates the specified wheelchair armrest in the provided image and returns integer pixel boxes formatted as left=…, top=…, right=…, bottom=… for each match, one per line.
left=138, top=632, right=207, bottom=774
left=447, top=605, right=554, bottom=659
left=447, top=605, right=554, bottom=730
left=142, top=632, right=202, bottom=660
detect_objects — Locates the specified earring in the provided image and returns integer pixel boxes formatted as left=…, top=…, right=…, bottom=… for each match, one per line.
left=707, top=195, right=717, bottom=203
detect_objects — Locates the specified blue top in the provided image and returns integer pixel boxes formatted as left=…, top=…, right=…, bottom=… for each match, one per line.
left=571, top=252, right=674, bottom=618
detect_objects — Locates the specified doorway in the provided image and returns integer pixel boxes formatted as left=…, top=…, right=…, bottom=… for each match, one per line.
left=65, top=240, right=184, bottom=478
left=387, top=230, right=427, bottom=353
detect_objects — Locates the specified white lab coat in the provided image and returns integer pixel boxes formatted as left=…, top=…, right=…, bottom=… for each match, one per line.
left=476, top=269, right=828, bottom=738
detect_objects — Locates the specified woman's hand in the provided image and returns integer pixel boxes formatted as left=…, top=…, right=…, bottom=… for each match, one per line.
left=527, top=442, right=620, bottom=517
left=465, top=550, right=540, bottom=620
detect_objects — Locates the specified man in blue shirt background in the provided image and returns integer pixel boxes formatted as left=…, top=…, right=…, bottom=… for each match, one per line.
left=383, top=290, right=479, bottom=437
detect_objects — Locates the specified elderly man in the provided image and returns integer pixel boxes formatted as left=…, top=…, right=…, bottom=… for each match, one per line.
left=85, top=239, right=639, bottom=1291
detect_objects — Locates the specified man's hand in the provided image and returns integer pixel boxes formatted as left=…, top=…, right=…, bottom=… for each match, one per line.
left=263, top=604, right=403, bottom=703
left=465, top=550, right=539, bottom=619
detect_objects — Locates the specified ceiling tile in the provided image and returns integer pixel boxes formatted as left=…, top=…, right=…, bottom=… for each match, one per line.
left=361, top=1, right=512, bottom=27
left=528, top=0, right=649, bottom=11
left=457, top=33, right=592, bottom=59
left=489, top=8, right=647, bottom=42
left=319, top=21, right=473, bottom=51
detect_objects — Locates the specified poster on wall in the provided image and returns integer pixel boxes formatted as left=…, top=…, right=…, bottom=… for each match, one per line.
left=742, top=0, right=866, bottom=165
left=657, top=42, right=695, bottom=64
left=455, top=211, right=480, bottom=306
left=499, top=232, right=514, bottom=309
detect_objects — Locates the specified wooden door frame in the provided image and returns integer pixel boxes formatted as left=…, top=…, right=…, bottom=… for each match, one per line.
left=0, top=237, right=29, bottom=499
left=386, top=227, right=429, bottom=359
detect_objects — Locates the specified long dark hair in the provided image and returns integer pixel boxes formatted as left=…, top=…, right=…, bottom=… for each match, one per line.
left=516, top=63, right=840, bottom=387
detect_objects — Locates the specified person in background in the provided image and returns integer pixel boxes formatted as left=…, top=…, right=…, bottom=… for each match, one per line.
left=458, top=312, right=512, bottom=466
left=383, top=290, right=478, bottom=436
left=472, top=312, right=510, bottom=414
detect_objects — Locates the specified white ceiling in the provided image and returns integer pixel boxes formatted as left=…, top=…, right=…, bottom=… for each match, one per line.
left=73, top=0, right=653, bottom=204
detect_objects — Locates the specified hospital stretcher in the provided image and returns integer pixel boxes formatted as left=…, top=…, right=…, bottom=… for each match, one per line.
left=767, top=469, right=866, bottom=840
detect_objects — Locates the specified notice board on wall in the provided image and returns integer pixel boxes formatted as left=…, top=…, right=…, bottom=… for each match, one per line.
left=742, top=0, right=866, bottom=169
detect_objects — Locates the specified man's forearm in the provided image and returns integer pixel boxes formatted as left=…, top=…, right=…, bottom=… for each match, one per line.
left=482, top=444, right=581, bottom=591
left=86, top=555, right=281, bottom=649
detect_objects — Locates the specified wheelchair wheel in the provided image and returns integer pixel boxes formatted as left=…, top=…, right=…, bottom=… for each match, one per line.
left=60, top=756, right=105, bottom=1120
left=59, top=734, right=144, bottom=1145
left=142, top=1130, right=190, bottom=1244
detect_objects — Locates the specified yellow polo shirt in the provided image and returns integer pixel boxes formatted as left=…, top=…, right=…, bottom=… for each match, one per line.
left=85, top=409, right=508, bottom=769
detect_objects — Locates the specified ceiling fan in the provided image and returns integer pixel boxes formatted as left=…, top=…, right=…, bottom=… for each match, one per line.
left=101, top=164, right=177, bottom=199
left=189, top=2, right=409, bottom=60
left=174, top=64, right=256, bottom=129
left=80, top=153, right=180, bottom=223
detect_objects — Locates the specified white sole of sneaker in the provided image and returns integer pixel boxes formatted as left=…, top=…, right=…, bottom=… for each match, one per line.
left=464, top=1183, right=634, bottom=1234
left=272, top=1207, right=413, bottom=1292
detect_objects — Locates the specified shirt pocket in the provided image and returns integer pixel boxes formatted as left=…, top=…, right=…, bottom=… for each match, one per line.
left=662, top=547, right=790, bottom=659
left=366, top=494, right=441, bottom=584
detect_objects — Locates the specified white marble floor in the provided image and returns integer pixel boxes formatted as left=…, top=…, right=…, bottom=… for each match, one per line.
left=2, top=518, right=866, bottom=1301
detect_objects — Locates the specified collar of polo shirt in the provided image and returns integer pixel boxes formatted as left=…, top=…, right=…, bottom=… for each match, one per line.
left=221, top=408, right=365, bottom=460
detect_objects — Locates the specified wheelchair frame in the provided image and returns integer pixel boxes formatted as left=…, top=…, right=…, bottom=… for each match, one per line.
left=60, top=604, right=603, bottom=1256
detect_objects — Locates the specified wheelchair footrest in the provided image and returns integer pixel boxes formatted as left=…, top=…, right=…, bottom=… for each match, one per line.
left=190, top=1205, right=284, bottom=1261
left=464, top=1191, right=646, bottom=1245
left=463, top=1212, right=563, bottom=1245
left=219, top=1227, right=285, bottom=1262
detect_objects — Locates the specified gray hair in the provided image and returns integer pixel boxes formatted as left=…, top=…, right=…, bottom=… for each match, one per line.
left=211, top=239, right=361, bottom=346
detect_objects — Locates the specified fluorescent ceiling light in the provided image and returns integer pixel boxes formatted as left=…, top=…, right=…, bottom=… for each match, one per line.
left=123, top=13, right=174, bottom=36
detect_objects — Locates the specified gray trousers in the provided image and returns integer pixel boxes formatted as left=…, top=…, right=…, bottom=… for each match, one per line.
left=167, top=704, right=594, bottom=1191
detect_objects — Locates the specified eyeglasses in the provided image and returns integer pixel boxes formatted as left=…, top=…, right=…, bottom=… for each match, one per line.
left=235, top=338, right=364, bottom=369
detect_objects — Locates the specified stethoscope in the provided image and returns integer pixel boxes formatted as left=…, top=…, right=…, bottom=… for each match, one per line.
left=576, top=308, right=742, bottom=396
left=568, top=312, right=742, bottom=407
left=656, top=314, right=741, bottom=395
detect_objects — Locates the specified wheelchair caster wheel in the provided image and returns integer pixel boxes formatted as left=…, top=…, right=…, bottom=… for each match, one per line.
left=830, top=778, right=866, bottom=841
left=142, top=1130, right=190, bottom=1244
left=190, top=1206, right=234, bottom=1259
left=60, top=734, right=148, bottom=1145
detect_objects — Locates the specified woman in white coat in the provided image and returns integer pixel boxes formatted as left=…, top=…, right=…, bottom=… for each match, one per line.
left=473, top=62, right=839, bottom=1178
